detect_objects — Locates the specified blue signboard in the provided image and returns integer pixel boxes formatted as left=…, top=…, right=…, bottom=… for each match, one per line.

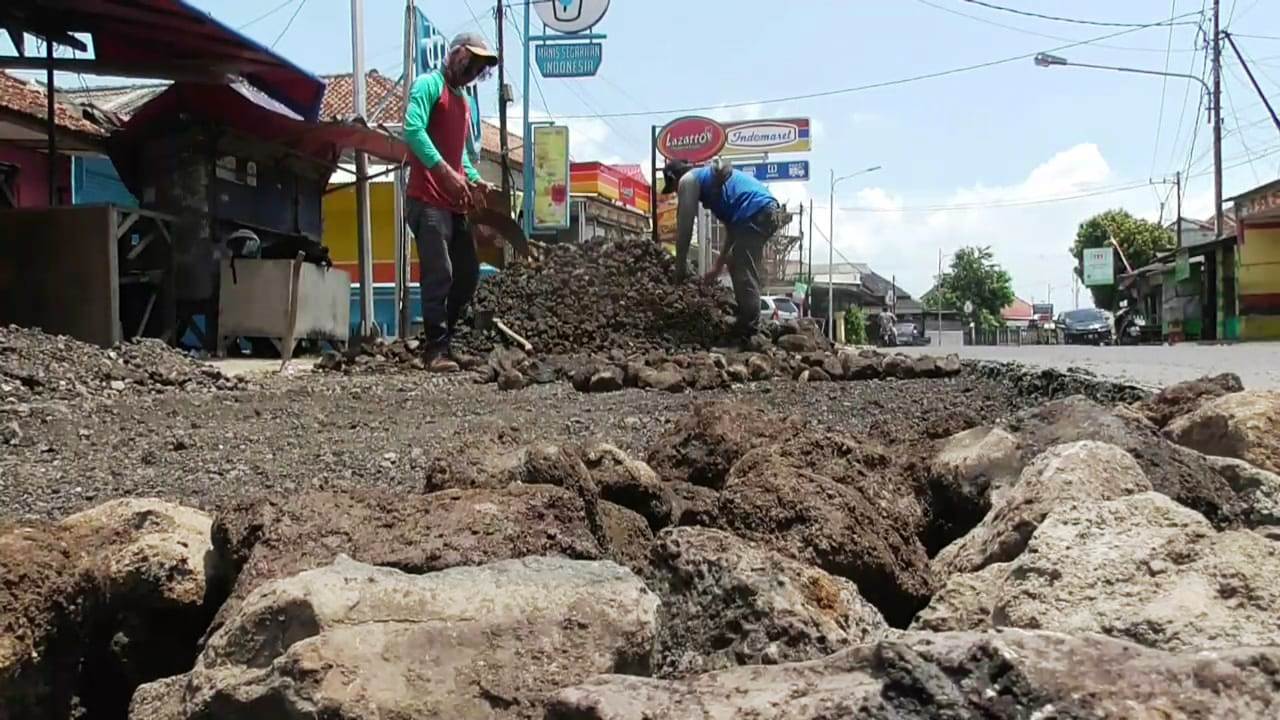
left=734, top=160, right=810, bottom=182
left=535, top=42, right=603, bottom=78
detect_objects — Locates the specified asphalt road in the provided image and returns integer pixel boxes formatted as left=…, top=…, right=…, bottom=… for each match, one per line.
left=899, top=343, right=1280, bottom=390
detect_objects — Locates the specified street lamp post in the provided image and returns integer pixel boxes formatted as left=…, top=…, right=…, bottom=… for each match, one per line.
left=828, top=165, right=882, bottom=342
left=1033, top=52, right=1222, bottom=239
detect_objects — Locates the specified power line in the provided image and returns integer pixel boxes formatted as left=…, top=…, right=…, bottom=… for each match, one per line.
left=958, top=0, right=1200, bottom=28
left=914, top=0, right=1199, bottom=54
left=237, top=0, right=298, bottom=31
left=1232, top=34, right=1280, bottom=41
left=553, top=12, right=1204, bottom=120
left=1222, top=76, right=1262, bottom=183
left=502, top=12, right=553, bottom=121
left=831, top=180, right=1154, bottom=214
left=1150, top=0, right=1181, bottom=175
left=1163, top=1, right=1208, bottom=170
left=270, top=0, right=309, bottom=49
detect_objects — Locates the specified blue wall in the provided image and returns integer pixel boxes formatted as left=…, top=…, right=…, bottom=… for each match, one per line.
left=71, top=156, right=137, bottom=207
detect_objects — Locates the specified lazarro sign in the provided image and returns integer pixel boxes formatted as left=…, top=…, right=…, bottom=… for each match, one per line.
left=721, top=118, right=811, bottom=156
left=656, top=116, right=726, bottom=163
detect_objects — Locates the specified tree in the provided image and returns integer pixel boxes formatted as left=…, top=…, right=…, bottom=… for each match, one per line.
left=1071, top=209, right=1173, bottom=310
left=933, top=246, right=1015, bottom=330
left=844, top=306, right=868, bottom=345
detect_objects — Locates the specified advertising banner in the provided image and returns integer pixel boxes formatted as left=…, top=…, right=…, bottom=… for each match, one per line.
left=536, top=42, right=603, bottom=77
left=720, top=118, right=811, bottom=156
left=733, top=160, right=810, bottom=182
left=656, top=115, right=727, bottom=163
left=535, top=0, right=611, bottom=34
left=532, top=125, right=571, bottom=230
left=1082, top=247, right=1115, bottom=287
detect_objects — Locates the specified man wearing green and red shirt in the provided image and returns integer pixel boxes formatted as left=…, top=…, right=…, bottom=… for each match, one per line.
left=404, top=32, right=498, bottom=372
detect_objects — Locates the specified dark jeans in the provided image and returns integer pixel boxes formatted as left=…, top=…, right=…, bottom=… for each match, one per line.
left=407, top=199, right=478, bottom=352
left=725, top=206, right=776, bottom=336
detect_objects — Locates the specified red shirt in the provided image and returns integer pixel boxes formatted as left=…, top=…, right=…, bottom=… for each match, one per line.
left=405, top=73, right=471, bottom=212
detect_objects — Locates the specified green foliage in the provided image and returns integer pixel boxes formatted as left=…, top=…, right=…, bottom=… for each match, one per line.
left=1071, top=209, right=1174, bottom=310
left=844, top=306, right=868, bottom=345
left=934, top=246, right=1015, bottom=330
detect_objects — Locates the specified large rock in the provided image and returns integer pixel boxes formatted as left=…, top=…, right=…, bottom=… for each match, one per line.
left=209, top=486, right=603, bottom=631
left=932, top=441, right=1151, bottom=580
left=924, top=426, right=1021, bottom=550
left=2, top=499, right=220, bottom=720
left=546, top=629, right=1280, bottom=719
left=582, top=443, right=674, bottom=530
left=1209, top=455, right=1280, bottom=528
left=920, top=492, right=1280, bottom=651
left=715, top=438, right=931, bottom=627
left=1165, top=389, right=1280, bottom=474
left=1134, top=372, right=1244, bottom=428
left=597, top=502, right=654, bottom=576
left=1003, top=395, right=1239, bottom=527
left=140, top=556, right=658, bottom=719
left=647, top=401, right=774, bottom=490
left=648, top=527, right=887, bottom=678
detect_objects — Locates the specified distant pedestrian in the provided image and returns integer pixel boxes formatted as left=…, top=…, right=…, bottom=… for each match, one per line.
left=664, top=158, right=789, bottom=347
left=403, top=32, right=498, bottom=372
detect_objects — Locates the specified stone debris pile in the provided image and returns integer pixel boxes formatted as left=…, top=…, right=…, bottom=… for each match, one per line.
left=466, top=236, right=734, bottom=356
left=0, top=326, right=245, bottom=403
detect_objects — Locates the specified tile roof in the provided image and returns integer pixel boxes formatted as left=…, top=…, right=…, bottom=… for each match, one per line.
left=0, top=71, right=111, bottom=137
left=319, top=71, right=405, bottom=126
left=1002, top=296, right=1035, bottom=319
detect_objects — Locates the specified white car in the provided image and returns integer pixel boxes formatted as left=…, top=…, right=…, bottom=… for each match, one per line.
left=760, top=296, right=801, bottom=323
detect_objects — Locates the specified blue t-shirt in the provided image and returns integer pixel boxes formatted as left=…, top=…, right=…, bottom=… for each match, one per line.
left=694, top=166, right=776, bottom=227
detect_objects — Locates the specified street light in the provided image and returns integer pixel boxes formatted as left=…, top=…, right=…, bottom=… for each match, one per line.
left=1033, top=52, right=1221, bottom=237
left=828, top=165, right=882, bottom=342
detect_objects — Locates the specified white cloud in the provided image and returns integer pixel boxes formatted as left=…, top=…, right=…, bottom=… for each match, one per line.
left=813, top=143, right=1146, bottom=309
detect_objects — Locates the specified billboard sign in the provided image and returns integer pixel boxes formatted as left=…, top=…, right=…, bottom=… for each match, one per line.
left=721, top=118, right=811, bottom=156
left=535, top=42, right=603, bottom=77
left=733, top=160, right=810, bottom=182
left=656, top=116, right=726, bottom=163
left=535, top=0, right=611, bottom=34
left=1032, top=303, right=1053, bottom=318
left=532, top=125, right=571, bottom=230
left=1082, top=247, right=1115, bottom=286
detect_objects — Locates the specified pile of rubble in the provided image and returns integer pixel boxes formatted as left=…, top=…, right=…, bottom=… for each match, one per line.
left=464, top=236, right=733, bottom=356
left=4, top=378, right=1280, bottom=719
left=0, top=326, right=246, bottom=403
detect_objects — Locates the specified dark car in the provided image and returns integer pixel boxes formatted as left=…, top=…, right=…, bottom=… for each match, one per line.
left=894, top=322, right=929, bottom=346
left=1059, top=308, right=1114, bottom=345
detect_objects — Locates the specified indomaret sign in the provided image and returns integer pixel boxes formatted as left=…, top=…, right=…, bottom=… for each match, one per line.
left=721, top=118, right=811, bottom=156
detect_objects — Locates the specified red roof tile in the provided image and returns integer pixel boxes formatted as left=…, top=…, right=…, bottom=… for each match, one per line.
left=0, top=71, right=108, bottom=136
left=1002, top=296, right=1035, bottom=320
left=319, top=71, right=405, bottom=126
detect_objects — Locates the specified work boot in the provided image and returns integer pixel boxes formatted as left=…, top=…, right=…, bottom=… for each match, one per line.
left=423, top=345, right=460, bottom=373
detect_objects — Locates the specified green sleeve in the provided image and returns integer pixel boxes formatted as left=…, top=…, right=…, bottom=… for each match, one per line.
left=462, top=130, right=482, bottom=183
left=404, top=73, right=445, bottom=168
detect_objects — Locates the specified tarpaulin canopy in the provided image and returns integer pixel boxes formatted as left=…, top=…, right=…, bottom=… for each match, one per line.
left=107, top=81, right=407, bottom=197
left=0, top=0, right=324, bottom=120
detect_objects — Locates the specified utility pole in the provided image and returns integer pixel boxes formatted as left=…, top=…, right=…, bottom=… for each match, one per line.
left=796, top=203, right=804, bottom=283
left=936, top=248, right=943, bottom=347
left=1212, top=0, right=1224, bottom=239
left=827, top=169, right=835, bottom=342
left=1175, top=170, right=1183, bottom=249
left=351, top=0, right=376, bottom=336
left=496, top=0, right=512, bottom=203
left=46, top=39, right=56, bottom=206
left=806, top=198, right=814, bottom=317
left=396, top=0, right=414, bottom=337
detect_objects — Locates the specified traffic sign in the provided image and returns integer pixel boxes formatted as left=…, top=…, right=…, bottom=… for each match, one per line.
left=535, top=42, right=603, bottom=78
left=733, top=160, right=810, bottom=182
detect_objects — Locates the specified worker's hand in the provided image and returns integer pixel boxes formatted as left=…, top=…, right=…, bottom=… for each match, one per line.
left=468, top=177, right=497, bottom=193
left=431, top=164, right=472, bottom=209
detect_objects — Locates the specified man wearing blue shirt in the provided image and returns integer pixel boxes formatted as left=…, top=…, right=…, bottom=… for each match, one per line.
left=664, top=158, right=786, bottom=343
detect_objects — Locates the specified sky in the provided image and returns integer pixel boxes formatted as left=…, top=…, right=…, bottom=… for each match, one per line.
left=10, top=0, right=1280, bottom=309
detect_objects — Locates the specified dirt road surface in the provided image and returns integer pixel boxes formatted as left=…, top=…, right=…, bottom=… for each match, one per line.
left=1, top=371, right=1045, bottom=521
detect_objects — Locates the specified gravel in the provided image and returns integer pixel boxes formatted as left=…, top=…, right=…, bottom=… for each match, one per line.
left=0, top=326, right=248, bottom=404
left=0, top=369, right=1047, bottom=522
